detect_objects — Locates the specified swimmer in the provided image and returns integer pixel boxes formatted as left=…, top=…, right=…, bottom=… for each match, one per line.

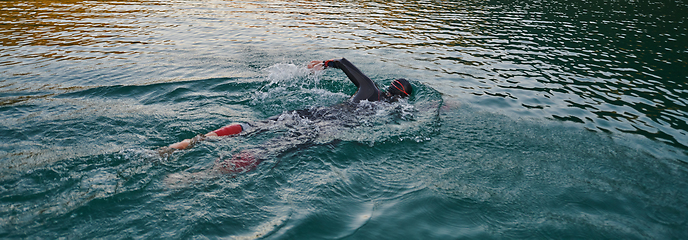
left=307, top=58, right=413, bottom=102
left=160, top=58, right=413, bottom=173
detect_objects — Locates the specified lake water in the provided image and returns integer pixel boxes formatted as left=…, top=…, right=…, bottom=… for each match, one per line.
left=1, top=0, right=687, bottom=238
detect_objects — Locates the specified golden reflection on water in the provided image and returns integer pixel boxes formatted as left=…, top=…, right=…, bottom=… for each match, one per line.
left=0, top=0, right=481, bottom=51
left=0, top=0, right=165, bottom=61
left=0, top=0, right=483, bottom=65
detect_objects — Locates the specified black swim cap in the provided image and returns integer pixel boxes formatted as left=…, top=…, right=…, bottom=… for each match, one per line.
left=388, top=78, right=413, bottom=97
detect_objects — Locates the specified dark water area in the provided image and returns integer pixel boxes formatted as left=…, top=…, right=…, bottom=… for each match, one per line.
left=1, top=0, right=687, bottom=239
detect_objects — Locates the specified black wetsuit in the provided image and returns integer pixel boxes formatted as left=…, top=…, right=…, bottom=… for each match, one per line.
left=324, top=58, right=382, bottom=102
left=213, top=59, right=396, bottom=173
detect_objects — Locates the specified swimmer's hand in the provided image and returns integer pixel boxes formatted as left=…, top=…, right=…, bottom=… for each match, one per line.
left=308, top=60, right=325, bottom=71
left=308, top=59, right=337, bottom=71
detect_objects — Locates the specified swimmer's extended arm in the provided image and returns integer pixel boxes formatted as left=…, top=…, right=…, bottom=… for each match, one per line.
left=323, top=58, right=370, bottom=89
left=309, top=58, right=381, bottom=102
left=166, top=123, right=246, bottom=150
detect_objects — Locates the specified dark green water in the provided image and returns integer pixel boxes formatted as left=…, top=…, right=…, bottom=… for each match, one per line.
left=1, top=0, right=687, bottom=239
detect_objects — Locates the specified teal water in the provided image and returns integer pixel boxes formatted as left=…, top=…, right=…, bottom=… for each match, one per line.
left=1, top=0, right=687, bottom=239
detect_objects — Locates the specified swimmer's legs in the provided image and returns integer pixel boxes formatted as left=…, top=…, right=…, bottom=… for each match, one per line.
left=162, top=123, right=248, bottom=155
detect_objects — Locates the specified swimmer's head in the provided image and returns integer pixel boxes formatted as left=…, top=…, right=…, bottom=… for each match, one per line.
left=387, top=78, right=413, bottom=98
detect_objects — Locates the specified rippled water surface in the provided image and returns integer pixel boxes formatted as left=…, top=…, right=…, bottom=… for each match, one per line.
left=1, top=0, right=687, bottom=239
